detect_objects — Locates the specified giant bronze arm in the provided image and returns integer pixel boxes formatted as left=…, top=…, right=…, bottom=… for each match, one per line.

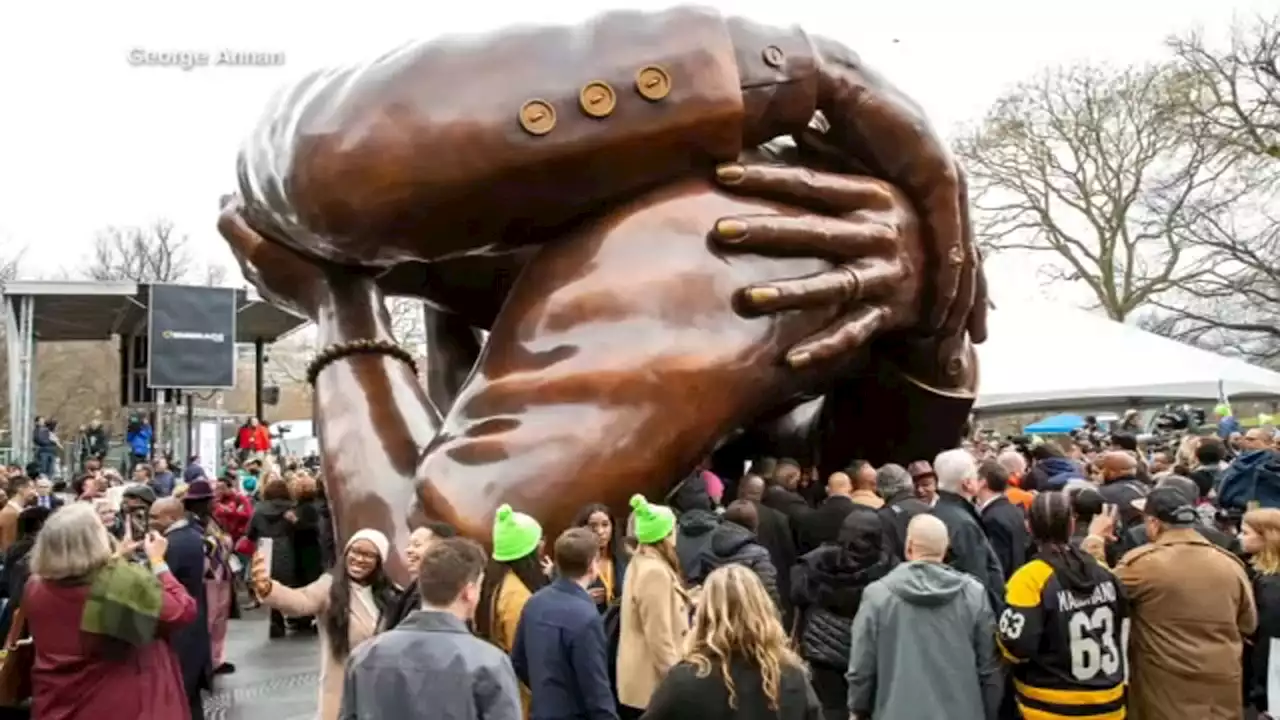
left=236, top=6, right=985, bottom=374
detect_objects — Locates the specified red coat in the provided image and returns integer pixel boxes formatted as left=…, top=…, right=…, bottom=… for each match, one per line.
left=213, top=491, right=253, bottom=542
left=25, top=569, right=196, bottom=720
left=237, top=425, right=270, bottom=452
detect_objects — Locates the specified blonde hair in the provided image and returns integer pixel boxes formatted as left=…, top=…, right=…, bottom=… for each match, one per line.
left=32, top=503, right=114, bottom=581
left=684, top=565, right=803, bottom=711
left=1246, top=508, right=1280, bottom=575
left=1176, top=435, right=1200, bottom=471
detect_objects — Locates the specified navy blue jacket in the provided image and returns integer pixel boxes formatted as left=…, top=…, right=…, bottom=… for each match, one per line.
left=165, top=519, right=212, bottom=696
left=1220, top=449, right=1280, bottom=511
left=511, top=578, right=618, bottom=720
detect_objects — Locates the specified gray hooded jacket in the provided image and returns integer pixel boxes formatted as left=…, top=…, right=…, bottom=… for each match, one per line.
left=846, top=560, right=1001, bottom=720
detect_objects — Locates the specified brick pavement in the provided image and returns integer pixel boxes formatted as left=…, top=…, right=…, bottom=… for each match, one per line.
left=204, top=608, right=320, bottom=720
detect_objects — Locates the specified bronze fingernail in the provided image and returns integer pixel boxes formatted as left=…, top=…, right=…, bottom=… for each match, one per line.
left=787, top=351, right=811, bottom=368
left=715, top=219, right=748, bottom=240
left=748, top=287, right=780, bottom=304
left=715, top=163, right=746, bottom=184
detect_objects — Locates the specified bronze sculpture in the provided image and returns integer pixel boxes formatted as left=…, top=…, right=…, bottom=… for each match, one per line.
left=218, top=7, right=988, bottom=583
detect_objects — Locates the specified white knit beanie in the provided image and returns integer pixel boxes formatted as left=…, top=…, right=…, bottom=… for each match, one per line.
left=345, top=528, right=390, bottom=562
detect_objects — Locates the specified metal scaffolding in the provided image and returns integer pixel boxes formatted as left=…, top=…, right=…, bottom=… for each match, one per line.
left=1, top=280, right=308, bottom=466
left=5, top=294, right=35, bottom=461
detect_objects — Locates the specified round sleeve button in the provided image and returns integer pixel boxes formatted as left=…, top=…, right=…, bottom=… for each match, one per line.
left=579, top=81, right=617, bottom=118
left=518, top=100, right=557, bottom=136
left=762, top=46, right=786, bottom=69
left=635, top=66, right=671, bottom=101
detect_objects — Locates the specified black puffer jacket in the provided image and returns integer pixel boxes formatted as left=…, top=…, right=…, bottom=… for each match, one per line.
left=790, top=512, right=891, bottom=670
left=246, top=498, right=301, bottom=586
left=672, top=471, right=720, bottom=584
left=691, top=521, right=780, bottom=606
left=1249, top=572, right=1280, bottom=713
left=676, top=509, right=719, bottom=583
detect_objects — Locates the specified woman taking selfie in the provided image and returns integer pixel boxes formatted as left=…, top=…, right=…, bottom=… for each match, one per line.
left=617, top=494, right=691, bottom=720
left=251, top=528, right=396, bottom=720
left=644, top=564, right=821, bottom=720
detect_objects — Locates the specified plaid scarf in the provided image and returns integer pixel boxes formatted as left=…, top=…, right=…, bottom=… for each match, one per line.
left=81, top=557, right=163, bottom=647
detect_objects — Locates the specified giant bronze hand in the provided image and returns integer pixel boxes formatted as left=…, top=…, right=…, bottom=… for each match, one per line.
left=722, top=22, right=987, bottom=377
left=217, top=168, right=952, bottom=565
left=235, top=7, right=984, bottom=381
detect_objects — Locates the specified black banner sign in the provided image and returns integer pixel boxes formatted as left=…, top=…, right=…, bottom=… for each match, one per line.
left=147, top=285, right=236, bottom=389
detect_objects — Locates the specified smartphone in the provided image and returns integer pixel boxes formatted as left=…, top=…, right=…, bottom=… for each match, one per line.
left=126, top=508, right=148, bottom=542
left=257, top=538, right=274, bottom=570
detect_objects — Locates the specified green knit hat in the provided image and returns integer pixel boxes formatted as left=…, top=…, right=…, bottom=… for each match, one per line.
left=629, top=494, right=676, bottom=545
left=492, top=504, right=542, bottom=562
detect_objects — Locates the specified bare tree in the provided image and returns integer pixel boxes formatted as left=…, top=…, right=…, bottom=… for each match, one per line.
left=1147, top=180, right=1280, bottom=365
left=85, top=220, right=194, bottom=282
left=264, top=297, right=428, bottom=385
left=1168, top=15, right=1280, bottom=161
left=953, top=63, right=1243, bottom=320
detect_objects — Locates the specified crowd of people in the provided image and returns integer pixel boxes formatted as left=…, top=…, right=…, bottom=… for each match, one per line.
left=2, top=409, right=1280, bottom=719
left=270, top=421, right=1280, bottom=720
left=0, top=446, right=332, bottom=719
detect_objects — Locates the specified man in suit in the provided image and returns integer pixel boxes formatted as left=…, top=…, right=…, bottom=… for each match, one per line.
left=0, top=476, right=36, bottom=551
left=739, top=474, right=796, bottom=624
left=152, top=496, right=212, bottom=719
left=974, top=460, right=1028, bottom=581
left=800, top=469, right=866, bottom=554
left=31, top=477, right=63, bottom=511
left=512, top=528, right=617, bottom=720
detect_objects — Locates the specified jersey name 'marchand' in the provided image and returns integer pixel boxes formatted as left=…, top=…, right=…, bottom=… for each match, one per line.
left=1056, top=580, right=1117, bottom=613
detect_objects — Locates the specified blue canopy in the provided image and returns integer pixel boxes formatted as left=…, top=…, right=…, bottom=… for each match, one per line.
left=1022, top=413, right=1086, bottom=435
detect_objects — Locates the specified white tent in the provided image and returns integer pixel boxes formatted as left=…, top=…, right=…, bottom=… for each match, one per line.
left=974, top=303, right=1280, bottom=414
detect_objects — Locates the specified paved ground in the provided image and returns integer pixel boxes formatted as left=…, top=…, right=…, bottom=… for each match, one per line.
left=205, top=608, right=320, bottom=720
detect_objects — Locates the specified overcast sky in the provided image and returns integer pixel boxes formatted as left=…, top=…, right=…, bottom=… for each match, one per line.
left=0, top=0, right=1270, bottom=305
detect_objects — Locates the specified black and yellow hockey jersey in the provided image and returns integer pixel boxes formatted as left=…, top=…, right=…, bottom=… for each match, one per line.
left=998, top=557, right=1130, bottom=720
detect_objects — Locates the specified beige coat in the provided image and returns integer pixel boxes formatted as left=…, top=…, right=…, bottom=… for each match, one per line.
left=263, top=574, right=379, bottom=720
left=617, top=545, right=691, bottom=710
left=1116, top=527, right=1257, bottom=720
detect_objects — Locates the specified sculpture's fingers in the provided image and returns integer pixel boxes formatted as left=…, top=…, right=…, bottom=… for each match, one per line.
left=714, top=162, right=895, bottom=214
left=737, top=261, right=903, bottom=315
left=713, top=213, right=895, bottom=260
left=968, top=258, right=991, bottom=343
left=937, top=166, right=975, bottom=341
left=786, top=305, right=888, bottom=368
left=217, top=202, right=266, bottom=262
left=959, top=170, right=989, bottom=344
left=939, top=243, right=977, bottom=344
left=809, top=35, right=964, bottom=333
